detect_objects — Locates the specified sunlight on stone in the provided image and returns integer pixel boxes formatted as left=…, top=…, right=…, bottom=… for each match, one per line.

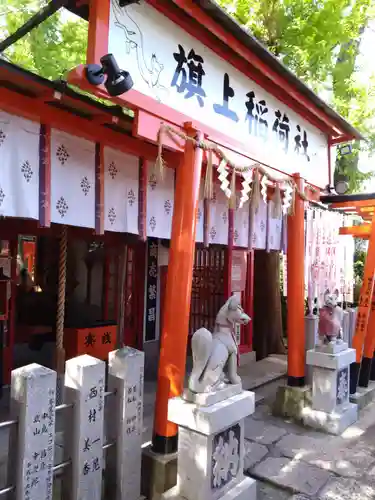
left=196, top=442, right=206, bottom=473
left=341, top=426, right=364, bottom=439
left=280, top=456, right=301, bottom=477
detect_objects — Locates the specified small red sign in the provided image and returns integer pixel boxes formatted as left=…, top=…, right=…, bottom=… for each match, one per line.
left=232, top=250, right=247, bottom=292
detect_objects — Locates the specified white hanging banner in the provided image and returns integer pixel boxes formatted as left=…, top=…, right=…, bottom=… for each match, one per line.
left=209, top=185, right=228, bottom=245
left=343, top=234, right=354, bottom=303
left=306, top=208, right=353, bottom=306
left=250, top=198, right=267, bottom=250
left=146, top=167, right=175, bottom=239
left=104, top=147, right=139, bottom=234
left=234, top=196, right=249, bottom=248
left=51, top=129, right=96, bottom=228
left=305, top=207, right=313, bottom=301
left=196, top=184, right=204, bottom=243
left=267, top=200, right=282, bottom=251
left=0, top=110, right=39, bottom=220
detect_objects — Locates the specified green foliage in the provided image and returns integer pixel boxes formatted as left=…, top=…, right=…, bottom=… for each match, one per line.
left=219, top=0, right=375, bottom=193
left=354, top=259, right=364, bottom=280
left=2, top=0, right=88, bottom=80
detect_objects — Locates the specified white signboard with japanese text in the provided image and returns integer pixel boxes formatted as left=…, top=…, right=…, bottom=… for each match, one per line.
left=108, top=1, right=329, bottom=188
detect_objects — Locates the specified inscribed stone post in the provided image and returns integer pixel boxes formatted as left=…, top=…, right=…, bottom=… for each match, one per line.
left=9, top=363, right=56, bottom=500
left=64, top=355, right=106, bottom=500
left=342, top=310, right=349, bottom=344
left=106, top=347, right=144, bottom=500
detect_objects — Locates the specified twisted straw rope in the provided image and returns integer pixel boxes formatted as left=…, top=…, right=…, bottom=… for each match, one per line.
left=157, top=123, right=318, bottom=202
left=56, top=225, right=67, bottom=351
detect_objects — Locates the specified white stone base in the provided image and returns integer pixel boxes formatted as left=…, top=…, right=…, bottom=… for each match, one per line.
left=168, top=391, right=255, bottom=435
left=315, top=342, right=348, bottom=355
left=302, top=403, right=358, bottom=435
left=161, top=477, right=257, bottom=500
left=350, top=382, right=375, bottom=410
left=166, top=391, right=256, bottom=500
left=306, top=347, right=355, bottom=370
left=183, top=384, right=242, bottom=406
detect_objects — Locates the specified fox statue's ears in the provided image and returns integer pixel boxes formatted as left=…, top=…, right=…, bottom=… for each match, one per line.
left=228, top=294, right=240, bottom=311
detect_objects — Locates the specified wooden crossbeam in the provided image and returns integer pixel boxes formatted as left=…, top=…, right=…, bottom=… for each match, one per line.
left=331, top=199, right=375, bottom=209
left=359, top=207, right=375, bottom=213
left=339, top=225, right=371, bottom=237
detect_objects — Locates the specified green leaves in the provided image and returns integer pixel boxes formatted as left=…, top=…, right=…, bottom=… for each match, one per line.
left=219, top=0, right=375, bottom=192
left=3, top=0, right=88, bottom=81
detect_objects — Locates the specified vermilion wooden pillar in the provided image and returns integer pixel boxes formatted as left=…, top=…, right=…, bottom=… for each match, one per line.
left=358, top=287, right=375, bottom=388
left=152, top=125, right=203, bottom=454
left=242, top=250, right=254, bottom=352
left=287, top=174, right=305, bottom=387
left=224, top=208, right=234, bottom=299
left=350, top=212, right=375, bottom=393
left=4, top=238, right=18, bottom=385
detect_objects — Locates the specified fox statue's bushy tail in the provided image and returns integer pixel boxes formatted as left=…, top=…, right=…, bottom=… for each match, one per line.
left=188, top=328, right=213, bottom=393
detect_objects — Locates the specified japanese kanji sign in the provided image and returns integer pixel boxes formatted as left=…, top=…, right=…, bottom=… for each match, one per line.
left=145, top=238, right=158, bottom=342
left=108, top=1, right=329, bottom=188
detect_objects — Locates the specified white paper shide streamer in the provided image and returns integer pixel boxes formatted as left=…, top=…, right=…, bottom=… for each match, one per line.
left=282, top=183, right=293, bottom=214
left=217, top=159, right=231, bottom=198
left=261, top=175, right=268, bottom=202
left=239, top=169, right=253, bottom=208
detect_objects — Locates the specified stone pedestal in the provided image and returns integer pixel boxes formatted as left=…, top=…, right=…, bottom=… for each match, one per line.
left=161, top=390, right=257, bottom=500
left=303, top=347, right=358, bottom=434
left=305, top=315, right=318, bottom=386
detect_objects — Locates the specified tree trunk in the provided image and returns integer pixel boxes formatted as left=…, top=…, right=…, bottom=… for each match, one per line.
left=253, top=250, right=286, bottom=360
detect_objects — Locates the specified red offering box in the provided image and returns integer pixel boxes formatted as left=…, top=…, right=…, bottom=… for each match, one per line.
left=64, top=324, right=117, bottom=360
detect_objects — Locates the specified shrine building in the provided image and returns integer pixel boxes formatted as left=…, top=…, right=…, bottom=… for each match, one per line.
left=0, top=0, right=361, bottom=454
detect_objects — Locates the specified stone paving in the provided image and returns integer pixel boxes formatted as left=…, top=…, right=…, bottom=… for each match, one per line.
left=244, top=382, right=375, bottom=500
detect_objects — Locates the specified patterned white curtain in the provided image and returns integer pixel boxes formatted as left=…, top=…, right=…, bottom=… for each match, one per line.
left=250, top=197, right=267, bottom=250
left=196, top=184, right=204, bottom=243
left=234, top=195, right=249, bottom=248
left=267, top=200, right=283, bottom=251
left=51, top=129, right=96, bottom=228
left=209, top=185, right=229, bottom=245
left=104, top=147, right=139, bottom=234
left=0, top=110, right=40, bottom=219
left=146, top=166, right=175, bottom=239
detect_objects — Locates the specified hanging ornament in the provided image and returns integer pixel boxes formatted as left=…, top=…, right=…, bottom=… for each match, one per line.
left=218, top=159, right=231, bottom=198
left=239, top=169, right=253, bottom=208
left=204, top=149, right=213, bottom=200
left=282, top=182, right=293, bottom=214
left=272, top=183, right=282, bottom=218
left=261, top=174, right=268, bottom=203
left=251, top=169, right=260, bottom=211
left=154, top=127, right=166, bottom=181
left=229, top=170, right=237, bottom=209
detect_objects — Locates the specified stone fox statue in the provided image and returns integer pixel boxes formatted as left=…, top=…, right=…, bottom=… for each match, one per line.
left=188, top=295, right=251, bottom=393
left=318, top=289, right=344, bottom=345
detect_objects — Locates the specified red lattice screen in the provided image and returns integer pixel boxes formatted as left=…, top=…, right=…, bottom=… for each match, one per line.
left=190, top=246, right=225, bottom=335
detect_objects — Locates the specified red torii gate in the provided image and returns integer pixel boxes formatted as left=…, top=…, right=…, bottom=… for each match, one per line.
left=67, top=0, right=361, bottom=455
left=322, top=193, right=375, bottom=393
